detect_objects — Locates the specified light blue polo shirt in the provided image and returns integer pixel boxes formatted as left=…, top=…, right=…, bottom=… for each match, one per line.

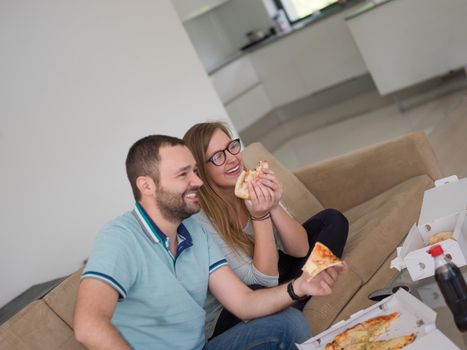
left=82, top=203, right=228, bottom=349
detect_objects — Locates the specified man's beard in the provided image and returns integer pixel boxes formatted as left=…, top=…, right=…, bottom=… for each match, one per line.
left=155, top=184, right=201, bottom=223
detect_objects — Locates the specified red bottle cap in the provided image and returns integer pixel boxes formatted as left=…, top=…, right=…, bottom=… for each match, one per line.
left=428, top=244, right=444, bottom=257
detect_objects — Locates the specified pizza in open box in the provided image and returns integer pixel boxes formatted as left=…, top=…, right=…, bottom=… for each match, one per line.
left=325, top=312, right=416, bottom=350
left=302, top=242, right=344, bottom=281
left=427, top=230, right=454, bottom=246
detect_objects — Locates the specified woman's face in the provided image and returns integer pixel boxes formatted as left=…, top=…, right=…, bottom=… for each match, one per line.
left=205, top=128, right=243, bottom=191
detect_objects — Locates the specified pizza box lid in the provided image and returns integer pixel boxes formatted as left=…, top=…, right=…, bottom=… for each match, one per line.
left=391, top=206, right=467, bottom=280
left=297, top=288, right=460, bottom=350
left=418, top=176, right=467, bottom=226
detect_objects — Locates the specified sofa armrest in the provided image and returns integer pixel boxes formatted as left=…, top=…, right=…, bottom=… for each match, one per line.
left=293, top=132, right=443, bottom=211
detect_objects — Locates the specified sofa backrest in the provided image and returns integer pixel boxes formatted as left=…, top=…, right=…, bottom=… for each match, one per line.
left=293, top=132, right=443, bottom=211
left=43, top=267, right=83, bottom=328
left=242, top=142, right=323, bottom=223
left=0, top=299, right=84, bottom=349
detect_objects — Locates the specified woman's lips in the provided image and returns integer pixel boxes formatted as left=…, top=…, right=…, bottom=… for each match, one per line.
left=225, top=164, right=241, bottom=176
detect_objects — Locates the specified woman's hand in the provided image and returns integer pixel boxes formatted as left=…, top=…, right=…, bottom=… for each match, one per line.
left=245, top=181, right=275, bottom=218
left=258, top=168, right=283, bottom=209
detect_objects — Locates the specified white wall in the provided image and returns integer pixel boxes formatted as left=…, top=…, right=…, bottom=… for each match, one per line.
left=0, top=0, right=232, bottom=308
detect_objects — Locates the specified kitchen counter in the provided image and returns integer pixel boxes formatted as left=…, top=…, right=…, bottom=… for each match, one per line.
left=345, top=0, right=393, bottom=20
left=208, top=0, right=364, bottom=75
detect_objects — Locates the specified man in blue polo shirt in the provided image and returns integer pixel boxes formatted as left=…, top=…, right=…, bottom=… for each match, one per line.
left=74, top=135, right=346, bottom=349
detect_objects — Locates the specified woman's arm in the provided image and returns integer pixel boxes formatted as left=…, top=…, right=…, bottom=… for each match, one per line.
left=260, top=168, right=309, bottom=257
left=246, top=181, right=279, bottom=277
left=195, top=212, right=279, bottom=286
left=250, top=217, right=278, bottom=276
left=270, top=205, right=309, bottom=257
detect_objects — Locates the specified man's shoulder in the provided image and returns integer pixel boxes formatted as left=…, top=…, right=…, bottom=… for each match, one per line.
left=98, top=211, right=141, bottom=240
left=182, top=215, right=207, bottom=236
left=190, top=210, right=217, bottom=232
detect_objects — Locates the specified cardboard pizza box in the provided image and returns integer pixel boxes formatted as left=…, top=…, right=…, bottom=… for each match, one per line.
left=391, top=176, right=467, bottom=281
left=394, top=210, right=467, bottom=281
left=418, top=176, right=467, bottom=225
left=297, top=288, right=460, bottom=350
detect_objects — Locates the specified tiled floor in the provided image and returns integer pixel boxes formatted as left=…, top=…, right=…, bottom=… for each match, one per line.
left=271, top=87, right=467, bottom=174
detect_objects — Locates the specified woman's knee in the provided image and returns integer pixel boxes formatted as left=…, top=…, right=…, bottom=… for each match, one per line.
left=323, top=208, right=349, bottom=233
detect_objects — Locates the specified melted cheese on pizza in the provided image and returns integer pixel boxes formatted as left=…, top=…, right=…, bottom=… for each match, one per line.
left=302, top=242, right=343, bottom=281
left=325, top=312, right=407, bottom=350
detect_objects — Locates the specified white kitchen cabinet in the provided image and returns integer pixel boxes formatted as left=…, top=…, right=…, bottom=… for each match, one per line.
left=346, top=0, right=467, bottom=95
left=210, top=55, right=259, bottom=104
left=225, top=84, right=272, bottom=132
left=172, top=0, right=229, bottom=22
left=210, top=55, right=272, bottom=132
left=206, top=4, right=371, bottom=131
left=249, top=8, right=368, bottom=108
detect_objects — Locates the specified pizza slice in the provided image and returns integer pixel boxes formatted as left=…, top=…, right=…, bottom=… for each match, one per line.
left=331, top=333, right=416, bottom=350
left=324, top=313, right=416, bottom=350
left=427, top=230, right=454, bottom=246
left=325, top=312, right=400, bottom=350
left=365, top=333, right=416, bottom=350
left=234, top=160, right=269, bottom=199
left=302, top=242, right=344, bottom=281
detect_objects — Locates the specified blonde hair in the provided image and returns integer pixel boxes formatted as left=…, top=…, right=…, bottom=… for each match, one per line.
left=183, top=122, right=254, bottom=256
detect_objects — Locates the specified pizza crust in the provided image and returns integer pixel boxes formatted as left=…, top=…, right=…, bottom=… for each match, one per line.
left=328, top=334, right=416, bottom=350
left=324, top=312, right=416, bottom=350
left=302, top=242, right=344, bottom=281
left=234, top=160, right=269, bottom=199
left=427, top=230, right=454, bottom=246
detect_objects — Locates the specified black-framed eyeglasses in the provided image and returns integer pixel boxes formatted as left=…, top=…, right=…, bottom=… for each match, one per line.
left=206, top=138, right=241, bottom=166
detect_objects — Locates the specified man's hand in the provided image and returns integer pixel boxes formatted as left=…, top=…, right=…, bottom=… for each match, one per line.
left=294, top=262, right=348, bottom=297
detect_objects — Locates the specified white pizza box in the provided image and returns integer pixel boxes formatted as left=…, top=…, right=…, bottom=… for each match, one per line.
left=297, top=288, right=460, bottom=350
left=393, top=210, right=467, bottom=281
left=418, top=176, right=467, bottom=225
left=391, top=176, right=467, bottom=281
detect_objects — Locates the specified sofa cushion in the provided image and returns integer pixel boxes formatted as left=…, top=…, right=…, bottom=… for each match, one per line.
left=242, top=142, right=324, bottom=223
left=43, top=267, right=83, bottom=328
left=304, top=269, right=362, bottom=335
left=0, top=300, right=84, bottom=350
left=343, top=175, right=433, bottom=282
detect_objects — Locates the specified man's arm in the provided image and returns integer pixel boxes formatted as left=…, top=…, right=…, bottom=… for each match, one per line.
left=74, top=278, right=132, bottom=350
left=209, top=264, right=345, bottom=321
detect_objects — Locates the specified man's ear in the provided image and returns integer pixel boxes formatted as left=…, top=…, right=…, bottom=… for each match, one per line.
left=136, top=176, right=156, bottom=197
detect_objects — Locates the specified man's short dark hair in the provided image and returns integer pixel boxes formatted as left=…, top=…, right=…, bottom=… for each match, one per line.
left=126, top=135, right=185, bottom=201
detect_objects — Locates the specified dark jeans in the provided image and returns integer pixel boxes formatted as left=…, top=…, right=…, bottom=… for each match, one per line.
left=210, top=208, right=349, bottom=340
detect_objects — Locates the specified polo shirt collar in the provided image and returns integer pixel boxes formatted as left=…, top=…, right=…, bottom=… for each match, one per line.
left=132, top=203, right=193, bottom=252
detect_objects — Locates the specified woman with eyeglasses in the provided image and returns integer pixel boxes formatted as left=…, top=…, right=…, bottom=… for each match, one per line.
left=183, top=121, right=348, bottom=340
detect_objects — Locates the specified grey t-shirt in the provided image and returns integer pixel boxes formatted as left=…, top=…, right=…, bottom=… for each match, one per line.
left=194, top=210, right=284, bottom=339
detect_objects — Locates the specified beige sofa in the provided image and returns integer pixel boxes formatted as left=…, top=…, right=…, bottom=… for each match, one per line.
left=0, top=132, right=442, bottom=348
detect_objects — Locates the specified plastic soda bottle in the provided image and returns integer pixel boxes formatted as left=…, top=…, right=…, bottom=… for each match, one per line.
left=428, top=244, right=467, bottom=332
